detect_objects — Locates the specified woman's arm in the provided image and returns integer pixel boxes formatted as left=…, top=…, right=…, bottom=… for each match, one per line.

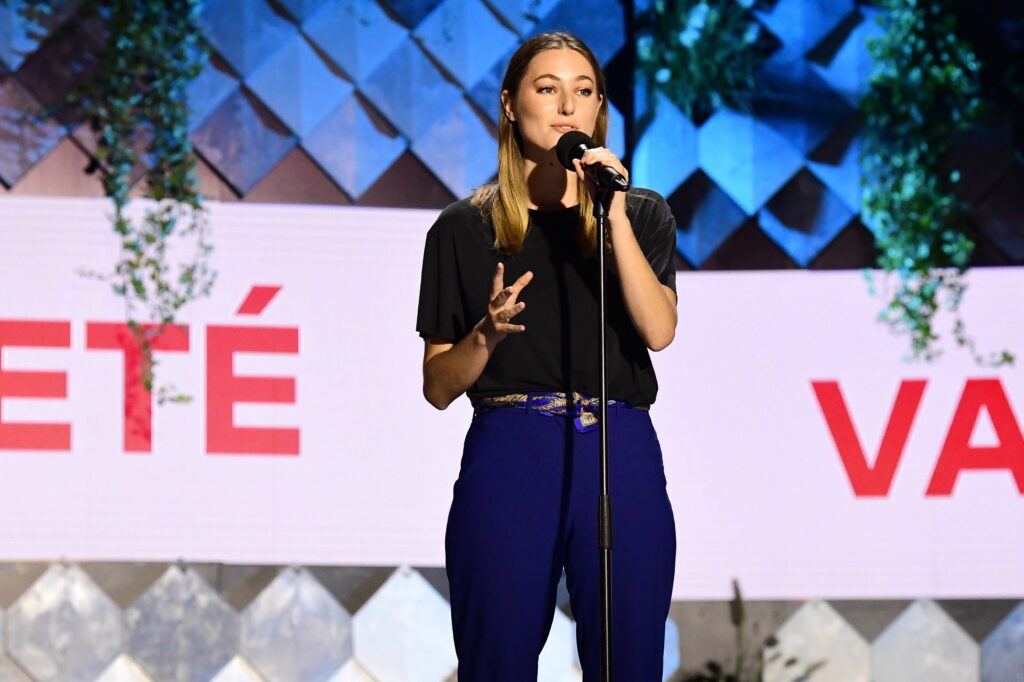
left=423, top=263, right=533, bottom=409
left=573, top=150, right=678, bottom=351
left=607, top=215, right=677, bottom=351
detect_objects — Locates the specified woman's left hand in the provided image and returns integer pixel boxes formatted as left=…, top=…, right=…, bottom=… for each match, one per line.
left=571, top=147, right=629, bottom=224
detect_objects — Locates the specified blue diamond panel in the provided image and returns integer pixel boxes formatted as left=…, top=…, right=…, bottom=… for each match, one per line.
left=488, top=0, right=561, bottom=36
left=982, top=602, right=1024, bottom=682
left=698, top=108, right=804, bottom=215
left=389, top=0, right=445, bottom=27
left=187, top=57, right=239, bottom=131
left=808, top=130, right=861, bottom=213
left=758, top=170, right=854, bottom=266
left=303, top=93, right=407, bottom=198
left=412, top=96, right=497, bottom=198
left=811, top=7, right=885, bottom=108
left=754, top=56, right=854, bottom=156
left=534, top=0, right=626, bottom=65
left=607, top=100, right=625, bottom=158
left=276, top=0, right=331, bottom=23
left=126, top=568, right=240, bottom=682
left=674, top=172, right=749, bottom=266
left=0, top=1, right=35, bottom=71
left=191, top=89, right=296, bottom=194
left=632, top=93, right=698, bottom=198
left=0, top=0, right=74, bottom=71
left=360, top=38, right=462, bottom=142
left=467, top=46, right=514, bottom=124
left=245, top=32, right=354, bottom=139
left=754, top=0, right=855, bottom=61
left=239, top=568, right=353, bottom=681
left=304, top=0, right=408, bottom=84
left=414, top=0, right=518, bottom=90
left=0, top=75, right=63, bottom=186
left=200, top=0, right=297, bottom=78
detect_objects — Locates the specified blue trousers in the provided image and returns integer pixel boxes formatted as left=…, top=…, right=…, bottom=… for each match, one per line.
left=445, top=400, right=676, bottom=681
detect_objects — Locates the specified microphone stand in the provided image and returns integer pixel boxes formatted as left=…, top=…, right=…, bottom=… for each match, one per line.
left=594, top=188, right=614, bottom=682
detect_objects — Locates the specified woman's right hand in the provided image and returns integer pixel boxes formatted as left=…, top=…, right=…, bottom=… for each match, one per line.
left=476, top=262, right=533, bottom=349
left=423, top=263, right=533, bottom=410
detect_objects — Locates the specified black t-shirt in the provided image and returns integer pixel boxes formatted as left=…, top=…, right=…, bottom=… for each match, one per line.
left=416, top=187, right=677, bottom=407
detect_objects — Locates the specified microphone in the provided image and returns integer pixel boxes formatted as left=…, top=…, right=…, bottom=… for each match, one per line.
left=556, top=130, right=630, bottom=192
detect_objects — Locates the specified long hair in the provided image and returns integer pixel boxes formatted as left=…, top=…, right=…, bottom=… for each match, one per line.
left=471, top=32, right=609, bottom=257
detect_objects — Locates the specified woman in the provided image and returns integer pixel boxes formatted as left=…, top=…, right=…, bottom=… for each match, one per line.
left=416, top=31, right=678, bottom=680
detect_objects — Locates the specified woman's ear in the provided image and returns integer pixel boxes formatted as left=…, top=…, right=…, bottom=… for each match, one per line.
left=500, top=90, right=515, bottom=122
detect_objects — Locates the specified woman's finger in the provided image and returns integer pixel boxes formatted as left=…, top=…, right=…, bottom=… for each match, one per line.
left=499, top=314, right=526, bottom=333
left=574, top=158, right=598, bottom=196
left=582, top=149, right=628, bottom=179
left=491, top=262, right=504, bottom=299
left=498, top=301, right=526, bottom=324
left=491, top=285, right=513, bottom=308
left=507, top=271, right=533, bottom=300
left=572, top=158, right=586, bottom=183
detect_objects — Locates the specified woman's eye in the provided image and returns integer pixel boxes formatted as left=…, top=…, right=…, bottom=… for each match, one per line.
left=578, top=88, right=593, bottom=96
left=539, top=86, right=555, bottom=94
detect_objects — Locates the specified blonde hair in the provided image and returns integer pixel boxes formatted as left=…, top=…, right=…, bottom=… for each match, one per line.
left=471, top=32, right=609, bottom=257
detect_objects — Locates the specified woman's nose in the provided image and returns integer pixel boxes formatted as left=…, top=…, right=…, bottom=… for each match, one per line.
left=559, top=92, right=575, bottom=115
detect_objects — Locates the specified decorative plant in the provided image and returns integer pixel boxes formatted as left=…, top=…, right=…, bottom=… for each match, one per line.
left=676, top=579, right=824, bottom=682
left=861, top=0, right=1013, bottom=367
left=7, top=0, right=216, bottom=402
left=636, top=0, right=769, bottom=123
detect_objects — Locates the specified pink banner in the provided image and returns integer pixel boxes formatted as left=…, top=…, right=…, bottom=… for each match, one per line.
left=1, top=197, right=1021, bottom=599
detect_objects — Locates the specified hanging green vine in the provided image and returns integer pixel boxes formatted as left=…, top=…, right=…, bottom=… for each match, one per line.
left=9, top=0, right=216, bottom=402
left=861, top=0, right=1013, bottom=367
left=636, top=0, right=768, bottom=123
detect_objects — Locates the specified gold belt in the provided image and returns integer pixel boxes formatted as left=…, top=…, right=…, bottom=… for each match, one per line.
left=474, top=391, right=648, bottom=433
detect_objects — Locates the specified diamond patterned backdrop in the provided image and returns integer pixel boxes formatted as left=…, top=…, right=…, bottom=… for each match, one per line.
left=633, top=1, right=1024, bottom=271
left=0, top=0, right=630, bottom=208
left=633, top=0, right=879, bottom=269
left=191, top=0, right=630, bottom=204
left=0, top=0, right=1021, bottom=269
left=0, top=561, right=1021, bottom=681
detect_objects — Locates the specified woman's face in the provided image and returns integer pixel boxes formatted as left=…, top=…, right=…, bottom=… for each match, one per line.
left=502, top=47, right=602, bottom=159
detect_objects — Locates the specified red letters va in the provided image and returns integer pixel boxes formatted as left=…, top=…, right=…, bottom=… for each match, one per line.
left=812, top=379, right=1024, bottom=496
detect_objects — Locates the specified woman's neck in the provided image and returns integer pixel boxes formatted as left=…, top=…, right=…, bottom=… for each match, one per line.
left=523, top=152, right=578, bottom=210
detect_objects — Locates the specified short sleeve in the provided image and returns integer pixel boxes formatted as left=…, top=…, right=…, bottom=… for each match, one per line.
left=416, top=213, right=467, bottom=342
left=632, top=190, right=677, bottom=294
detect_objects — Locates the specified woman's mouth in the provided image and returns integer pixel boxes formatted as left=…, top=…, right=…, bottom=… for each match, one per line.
left=553, top=125, right=577, bottom=133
